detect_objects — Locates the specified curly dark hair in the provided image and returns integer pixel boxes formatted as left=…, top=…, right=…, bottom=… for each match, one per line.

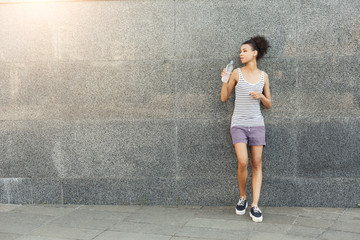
left=242, top=35, right=270, bottom=60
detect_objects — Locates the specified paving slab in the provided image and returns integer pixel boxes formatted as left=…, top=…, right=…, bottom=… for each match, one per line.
left=174, top=226, right=248, bottom=240
left=78, top=205, right=141, bottom=213
left=319, top=230, right=360, bottom=240
left=0, top=204, right=359, bottom=240
left=260, top=207, right=306, bottom=216
left=184, top=217, right=250, bottom=231
left=0, top=211, right=55, bottom=225
left=0, top=232, right=21, bottom=240
left=344, top=208, right=360, bottom=217
left=330, top=221, right=360, bottom=233
left=247, top=222, right=292, bottom=234
left=28, top=224, right=103, bottom=240
left=297, top=208, right=345, bottom=221
left=279, top=237, right=318, bottom=240
left=0, top=220, right=40, bottom=235
left=259, top=213, right=297, bottom=224
left=194, top=208, right=250, bottom=222
left=50, top=208, right=130, bottom=230
left=0, top=204, right=21, bottom=213
left=337, top=213, right=360, bottom=223
left=247, top=232, right=288, bottom=240
left=92, top=231, right=171, bottom=240
left=286, top=225, right=326, bottom=238
left=10, top=205, right=80, bottom=217
left=170, top=237, right=208, bottom=240
left=124, top=205, right=197, bottom=227
left=15, top=236, right=77, bottom=240
left=110, top=221, right=180, bottom=236
left=293, top=216, right=335, bottom=229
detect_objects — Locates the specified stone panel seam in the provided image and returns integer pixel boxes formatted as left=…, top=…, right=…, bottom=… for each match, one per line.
left=175, top=121, right=179, bottom=180
left=174, top=0, right=180, bottom=206
left=173, top=0, right=178, bottom=183
left=294, top=0, right=300, bottom=183
left=174, top=118, right=180, bottom=205
left=60, top=180, right=64, bottom=204
left=173, top=0, right=176, bottom=59
left=30, top=178, right=34, bottom=204
left=56, top=24, right=59, bottom=62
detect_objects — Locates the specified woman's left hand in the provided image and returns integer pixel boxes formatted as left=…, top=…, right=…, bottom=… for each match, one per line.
left=249, top=91, right=263, bottom=100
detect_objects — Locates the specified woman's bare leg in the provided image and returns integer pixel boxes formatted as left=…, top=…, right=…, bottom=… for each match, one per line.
left=234, top=143, right=249, bottom=199
left=250, top=145, right=263, bottom=207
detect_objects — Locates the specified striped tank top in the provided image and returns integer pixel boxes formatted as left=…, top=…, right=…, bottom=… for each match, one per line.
left=230, top=68, right=265, bottom=129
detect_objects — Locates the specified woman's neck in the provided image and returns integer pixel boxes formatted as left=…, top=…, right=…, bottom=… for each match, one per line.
left=244, top=60, right=258, bottom=72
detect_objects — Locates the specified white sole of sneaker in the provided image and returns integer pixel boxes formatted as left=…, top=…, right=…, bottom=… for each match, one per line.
left=235, top=202, right=248, bottom=215
left=250, top=212, right=263, bottom=222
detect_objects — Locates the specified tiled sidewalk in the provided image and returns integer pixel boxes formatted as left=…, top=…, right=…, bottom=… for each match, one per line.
left=0, top=204, right=359, bottom=240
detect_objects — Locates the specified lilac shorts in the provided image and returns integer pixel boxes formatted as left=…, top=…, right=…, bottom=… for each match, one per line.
left=230, top=126, right=266, bottom=146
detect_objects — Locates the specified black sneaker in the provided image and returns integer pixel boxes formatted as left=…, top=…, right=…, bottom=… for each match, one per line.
left=250, top=205, right=263, bottom=222
left=235, top=197, right=248, bottom=215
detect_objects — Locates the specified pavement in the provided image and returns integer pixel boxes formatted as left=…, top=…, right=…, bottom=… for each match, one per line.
left=0, top=204, right=359, bottom=240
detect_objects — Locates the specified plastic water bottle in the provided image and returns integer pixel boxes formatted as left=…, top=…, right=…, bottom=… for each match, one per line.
left=221, top=60, right=234, bottom=83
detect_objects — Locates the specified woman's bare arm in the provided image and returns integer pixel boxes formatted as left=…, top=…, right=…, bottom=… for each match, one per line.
left=259, top=72, right=272, bottom=109
left=221, top=68, right=238, bottom=102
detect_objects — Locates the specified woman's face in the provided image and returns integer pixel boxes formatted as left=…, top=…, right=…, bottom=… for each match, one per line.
left=240, top=44, right=257, bottom=63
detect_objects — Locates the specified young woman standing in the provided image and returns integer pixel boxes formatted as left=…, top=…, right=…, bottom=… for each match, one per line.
left=220, top=36, right=272, bottom=222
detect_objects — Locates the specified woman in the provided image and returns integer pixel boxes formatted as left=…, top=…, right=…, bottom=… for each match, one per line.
left=220, top=36, right=272, bottom=222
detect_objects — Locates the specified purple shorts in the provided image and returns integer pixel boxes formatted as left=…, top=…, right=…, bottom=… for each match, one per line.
left=230, top=126, right=266, bottom=146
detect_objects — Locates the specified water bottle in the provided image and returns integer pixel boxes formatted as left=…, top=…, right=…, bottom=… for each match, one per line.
left=221, top=60, right=234, bottom=83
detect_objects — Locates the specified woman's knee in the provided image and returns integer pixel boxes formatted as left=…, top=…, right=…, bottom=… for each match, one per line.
left=238, top=159, right=248, bottom=169
left=251, top=157, right=262, bottom=169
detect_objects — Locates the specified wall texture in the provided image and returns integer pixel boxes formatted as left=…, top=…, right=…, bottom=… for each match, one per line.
left=0, top=0, right=359, bottom=207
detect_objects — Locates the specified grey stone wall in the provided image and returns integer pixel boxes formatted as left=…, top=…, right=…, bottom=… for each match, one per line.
left=0, top=0, right=359, bottom=207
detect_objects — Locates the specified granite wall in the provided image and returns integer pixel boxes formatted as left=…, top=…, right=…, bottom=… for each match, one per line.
left=0, top=0, right=359, bottom=207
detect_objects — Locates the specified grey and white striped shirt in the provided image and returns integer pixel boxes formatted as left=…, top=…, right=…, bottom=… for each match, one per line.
left=230, top=68, right=265, bottom=129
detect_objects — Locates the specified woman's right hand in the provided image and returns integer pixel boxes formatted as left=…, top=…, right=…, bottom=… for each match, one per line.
left=221, top=68, right=227, bottom=78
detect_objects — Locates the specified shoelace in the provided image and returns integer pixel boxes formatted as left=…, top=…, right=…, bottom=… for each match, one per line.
left=253, top=206, right=261, bottom=213
left=237, top=197, right=246, bottom=206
